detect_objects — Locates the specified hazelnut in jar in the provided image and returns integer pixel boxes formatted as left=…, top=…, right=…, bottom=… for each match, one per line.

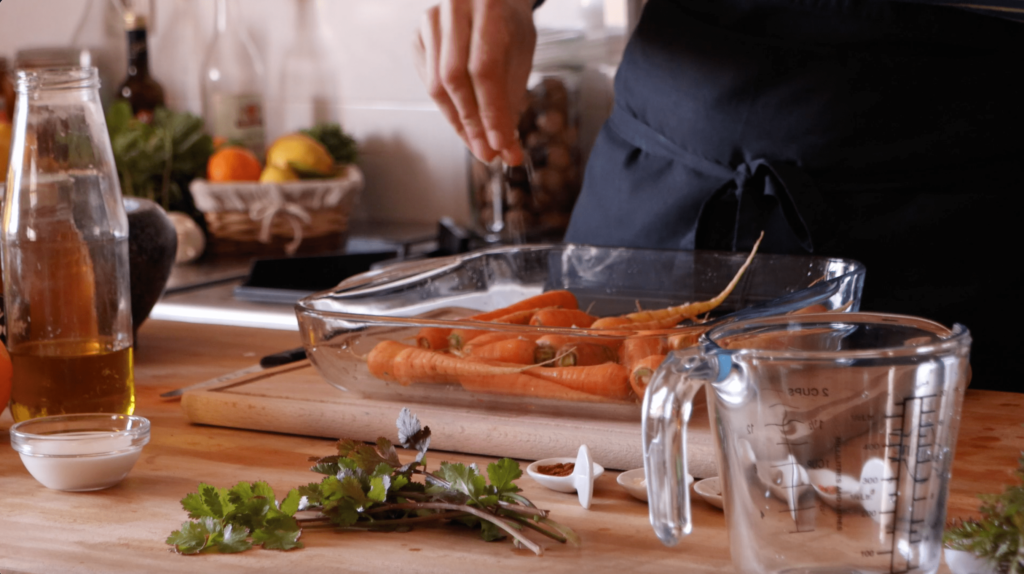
left=468, top=66, right=583, bottom=243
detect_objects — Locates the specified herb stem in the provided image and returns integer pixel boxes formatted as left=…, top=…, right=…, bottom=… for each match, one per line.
left=500, top=512, right=567, bottom=544
left=352, top=511, right=469, bottom=527
left=497, top=502, right=548, bottom=518
left=368, top=502, right=543, bottom=555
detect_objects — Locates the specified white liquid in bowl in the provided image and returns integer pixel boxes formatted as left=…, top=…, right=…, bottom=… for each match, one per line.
left=9, top=415, right=150, bottom=492
left=20, top=447, right=144, bottom=491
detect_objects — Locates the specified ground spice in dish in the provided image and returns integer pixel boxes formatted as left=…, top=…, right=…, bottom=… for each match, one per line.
left=537, top=462, right=575, bottom=477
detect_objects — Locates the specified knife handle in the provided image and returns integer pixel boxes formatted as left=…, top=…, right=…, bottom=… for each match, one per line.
left=259, top=346, right=308, bottom=368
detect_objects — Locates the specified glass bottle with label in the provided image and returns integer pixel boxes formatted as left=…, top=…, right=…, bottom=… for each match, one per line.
left=152, top=0, right=203, bottom=115
left=2, top=67, right=135, bottom=422
left=116, top=11, right=166, bottom=123
left=201, top=0, right=266, bottom=158
left=279, top=0, right=338, bottom=134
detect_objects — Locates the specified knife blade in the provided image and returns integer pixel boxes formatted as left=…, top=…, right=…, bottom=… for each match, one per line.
left=159, top=346, right=307, bottom=400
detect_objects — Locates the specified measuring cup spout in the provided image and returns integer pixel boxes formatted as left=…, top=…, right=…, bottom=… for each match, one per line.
left=643, top=347, right=723, bottom=546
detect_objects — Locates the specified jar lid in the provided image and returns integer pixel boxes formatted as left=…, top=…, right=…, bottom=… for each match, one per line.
left=533, top=27, right=627, bottom=70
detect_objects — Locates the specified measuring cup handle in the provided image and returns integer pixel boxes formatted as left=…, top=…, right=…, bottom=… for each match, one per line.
left=643, top=347, right=718, bottom=546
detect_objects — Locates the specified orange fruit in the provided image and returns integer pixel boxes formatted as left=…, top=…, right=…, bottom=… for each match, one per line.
left=207, top=146, right=262, bottom=182
left=0, top=343, right=12, bottom=415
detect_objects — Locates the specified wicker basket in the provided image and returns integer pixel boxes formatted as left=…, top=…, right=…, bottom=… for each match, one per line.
left=190, top=165, right=363, bottom=257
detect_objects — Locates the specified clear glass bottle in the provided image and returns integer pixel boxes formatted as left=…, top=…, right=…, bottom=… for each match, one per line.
left=152, top=0, right=203, bottom=115
left=71, top=0, right=127, bottom=107
left=279, top=0, right=338, bottom=134
left=116, top=11, right=166, bottom=123
left=1, top=67, right=135, bottom=423
left=201, top=0, right=266, bottom=157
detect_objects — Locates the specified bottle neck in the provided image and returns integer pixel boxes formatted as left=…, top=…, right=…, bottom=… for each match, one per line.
left=126, top=28, right=150, bottom=76
left=296, top=0, right=313, bottom=31
left=215, top=0, right=235, bottom=34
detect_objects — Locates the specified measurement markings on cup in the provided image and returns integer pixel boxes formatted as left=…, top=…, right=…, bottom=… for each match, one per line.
left=873, top=394, right=939, bottom=574
left=766, top=410, right=817, bottom=533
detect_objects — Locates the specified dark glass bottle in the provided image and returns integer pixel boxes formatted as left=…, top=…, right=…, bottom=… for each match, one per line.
left=117, top=12, right=165, bottom=123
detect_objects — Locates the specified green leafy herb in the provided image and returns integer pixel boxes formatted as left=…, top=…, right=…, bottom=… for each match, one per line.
left=106, top=102, right=213, bottom=212
left=945, top=453, right=1024, bottom=574
left=300, top=122, right=358, bottom=165
left=166, top=481, right=302, bottom=554
left=167, top=408, right=576, bottom=556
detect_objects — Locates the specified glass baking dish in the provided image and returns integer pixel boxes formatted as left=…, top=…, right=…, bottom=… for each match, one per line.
left=295, top=244, right=865, bottom=420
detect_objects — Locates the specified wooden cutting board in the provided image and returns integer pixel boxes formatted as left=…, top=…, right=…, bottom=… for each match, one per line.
left=179, top=360, right=720, bottom=476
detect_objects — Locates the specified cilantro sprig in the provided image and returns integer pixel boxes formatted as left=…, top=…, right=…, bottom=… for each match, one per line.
left=945, top=453, right=1024, bottom=574
left=167, top=409, right=577, bottom=556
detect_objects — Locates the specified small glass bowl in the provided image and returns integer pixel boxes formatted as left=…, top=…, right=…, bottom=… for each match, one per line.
left=9, top=414, right=151, bottom=492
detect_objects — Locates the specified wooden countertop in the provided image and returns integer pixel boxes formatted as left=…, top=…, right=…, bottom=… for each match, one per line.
left=1, top=320, right=1022, bottom=574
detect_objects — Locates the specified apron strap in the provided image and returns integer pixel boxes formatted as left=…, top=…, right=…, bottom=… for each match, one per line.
left=608, top=105, right=831, bottom=253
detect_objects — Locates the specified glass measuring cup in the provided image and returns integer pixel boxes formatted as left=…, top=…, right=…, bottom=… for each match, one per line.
left=644, top=312, right=971, bottom=574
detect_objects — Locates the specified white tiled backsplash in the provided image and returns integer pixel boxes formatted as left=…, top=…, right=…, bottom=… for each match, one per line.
left=0, top=0, right=626, bottom=227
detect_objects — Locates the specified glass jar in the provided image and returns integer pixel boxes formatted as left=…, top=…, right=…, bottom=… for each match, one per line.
left=1, top=67, right=135, bottom=422
left=469, top=64, right=584, bottom=243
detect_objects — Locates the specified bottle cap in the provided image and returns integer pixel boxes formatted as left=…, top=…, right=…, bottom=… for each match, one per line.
left=124, top=12, right=147, bottom=31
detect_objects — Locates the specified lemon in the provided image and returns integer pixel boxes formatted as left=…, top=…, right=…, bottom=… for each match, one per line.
left=0, top=122, right=12, bottom=178
left=266, top=133, right=334, bottom=178
left=259, top=164, right=300, bottom=183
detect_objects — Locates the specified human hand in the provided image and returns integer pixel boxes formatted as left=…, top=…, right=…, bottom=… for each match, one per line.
left=414, top=0, right=537, bottom=165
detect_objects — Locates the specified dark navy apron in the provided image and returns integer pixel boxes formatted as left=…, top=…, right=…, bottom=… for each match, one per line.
left=565, top=0, right=1024, bottom=391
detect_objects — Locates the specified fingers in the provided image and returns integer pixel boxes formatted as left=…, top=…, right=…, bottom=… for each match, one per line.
left=469, top=12, right=524, bottom=165
left=417, top=7, right=469, bottom=147
left=439, top=0, right=498, bottom=162
left=417, top=0, right=531, bottom=164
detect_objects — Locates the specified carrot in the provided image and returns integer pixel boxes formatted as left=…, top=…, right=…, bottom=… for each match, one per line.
left=790, top=303, right=828, bottom=315
left=367, top=340, right=412, bottom=383
left=535, top=334, right=594, bottom=349
left=462, top=331, right=538, bottom=352
left=590, top=317, right=632, bottom=330
left=465, top=337, right=538, bottom=365
left=538, top=332, right=623, bottom=353
left=458, top=372, right=614, bottom=403
left=529, top=308, right=598, bottom=328
left=593, top=314, right=693, bottom=331
left=666, top=328, right=706, bottom=350
left=367, top=344, right=527, bottom=386
left=448, top=307, right=549, bottom=349
left=556, top=342, right=618, bottom=367
left=468, top=289, right=579, bottom=322
left=617, top=232, right=764, bottom=325
left=620, top=336, right=667, bottom=373
left=534, top=334, right=619, bottom=364
left=415, top=327, right=451, bottom=350
left=525, top=363, right=631, bottom=400
left=630, top=354, right=667, bottom=398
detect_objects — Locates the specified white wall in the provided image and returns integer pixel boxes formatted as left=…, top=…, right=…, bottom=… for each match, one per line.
left=0, top=0, right=625, bottom=226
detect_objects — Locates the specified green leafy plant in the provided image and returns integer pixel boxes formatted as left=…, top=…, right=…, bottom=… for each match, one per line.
left=106, top=102, right=213, bottom=212
left=301, top=122, right=358, bottom=165
left=166, top=409, right=577, bottom=556
left=945, top=453, right=1024, bottom=574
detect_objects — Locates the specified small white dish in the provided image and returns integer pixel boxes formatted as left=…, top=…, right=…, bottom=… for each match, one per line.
left=694, top=476, right=724, bottom=510
left=526, top=445, right=605, bottom=509
left=616, top=468, right=692, bottom=503
left=808, top=469, right=863, bottom=510
left=9, top=413, right=150, bottom=492
left=945, top=548, right=1001, bottom=574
